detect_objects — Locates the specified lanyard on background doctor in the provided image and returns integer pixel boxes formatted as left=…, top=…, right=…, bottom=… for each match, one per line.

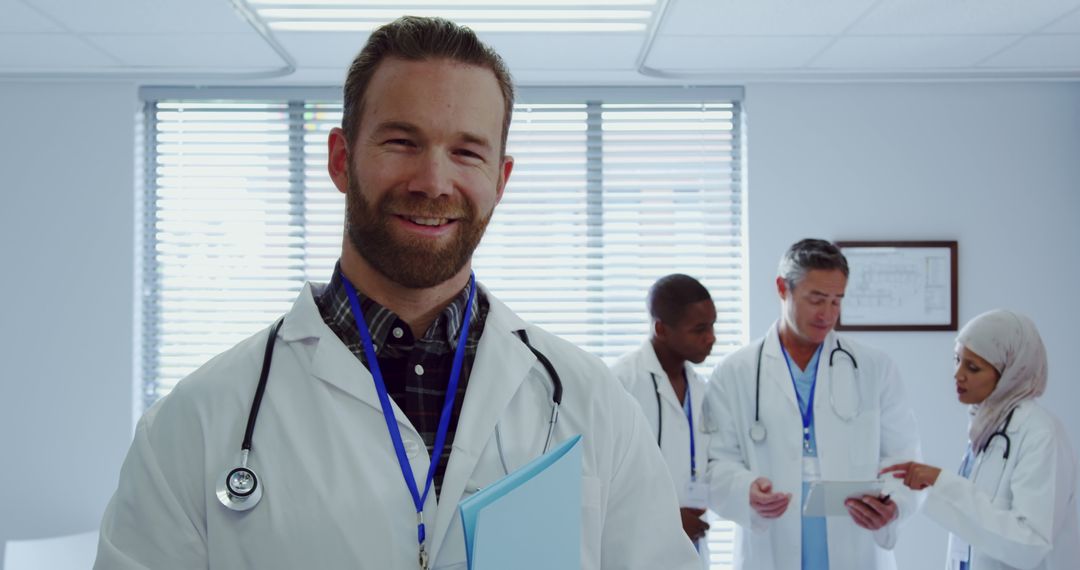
left=343, top=274, right=476, bottom=570
left=651, top=370, right=698, bottom=479
left=777, top=335, right=822, bottom=454
left=680, top=377, right=708, bottom=516
left=685, top=380, right=697, bottom=481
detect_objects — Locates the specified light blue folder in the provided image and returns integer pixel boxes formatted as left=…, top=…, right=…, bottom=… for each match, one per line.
left=459, top=434, right=582, bottom=570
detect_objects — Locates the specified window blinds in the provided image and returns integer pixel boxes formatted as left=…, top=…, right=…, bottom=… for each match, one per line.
left=143, top=88, right=743, bottom=569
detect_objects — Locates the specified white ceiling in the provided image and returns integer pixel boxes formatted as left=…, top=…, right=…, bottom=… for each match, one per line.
left=2, top=0, right=1080, bottom=84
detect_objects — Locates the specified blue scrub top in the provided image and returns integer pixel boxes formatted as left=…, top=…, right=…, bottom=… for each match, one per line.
left=785, top=346, right=830, bottom=570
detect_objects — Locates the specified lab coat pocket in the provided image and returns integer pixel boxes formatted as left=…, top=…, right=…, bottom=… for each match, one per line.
left=581, top=475, right=603, bottom=569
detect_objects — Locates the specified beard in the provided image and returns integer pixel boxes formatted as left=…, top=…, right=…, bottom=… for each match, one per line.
left=344, top=171, right=494, bottom=289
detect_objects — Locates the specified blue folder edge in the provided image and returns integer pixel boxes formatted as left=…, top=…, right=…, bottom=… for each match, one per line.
left=459, top=434, right=582, bottom=568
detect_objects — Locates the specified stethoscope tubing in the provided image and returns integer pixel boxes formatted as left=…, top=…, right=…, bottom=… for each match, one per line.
left=650, top=373, right=663, bottom=446
left=243, top=317, right=285, bottom=453
left=513, top=329, right=563, bottom=454
left=991, top=408, right=1016, bottom=460
left=750, top=331, right=860, bottom=442
left=648, top=371, right=698, bottom=480
left=962, top=407, right=1017, bottom=503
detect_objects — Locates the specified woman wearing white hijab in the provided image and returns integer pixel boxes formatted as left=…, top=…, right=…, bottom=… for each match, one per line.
left=881, top=310, right=1080, bottom=570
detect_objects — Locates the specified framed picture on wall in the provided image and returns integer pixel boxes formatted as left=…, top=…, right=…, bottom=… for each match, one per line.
left=835, top=240, right=958, bottom=331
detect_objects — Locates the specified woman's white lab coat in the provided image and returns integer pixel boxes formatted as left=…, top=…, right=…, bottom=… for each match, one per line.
left=95, top=283, right=699, bottom=569
left=702, top=325, right=923, bottom=570
left=924, top=400, right=1080, bottom=570
left=611, top=341, right=712, bottom=570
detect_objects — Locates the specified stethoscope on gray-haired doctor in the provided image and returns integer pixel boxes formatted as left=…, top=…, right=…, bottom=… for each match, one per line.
left=701, top=259, right=922, bottom=569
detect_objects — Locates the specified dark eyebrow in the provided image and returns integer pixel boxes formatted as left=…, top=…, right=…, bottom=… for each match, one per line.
left=373, top=121, right=421, bottom=137
left=808, top=289, right=844, bottom=298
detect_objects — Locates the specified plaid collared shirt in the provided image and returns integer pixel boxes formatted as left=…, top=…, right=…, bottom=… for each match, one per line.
left=314, top=264, right=488, bottom=496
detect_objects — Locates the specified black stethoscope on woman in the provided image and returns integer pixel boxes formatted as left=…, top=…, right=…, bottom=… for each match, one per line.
left=216, top=317, right=565, bottom=512
left=957, top=407, right=1017, bottom=515
left=961, top=407, right=1017, bottom=474
left=748, top=330, right=861, bottom=444
left=989, top=408, right=1017, bottom=460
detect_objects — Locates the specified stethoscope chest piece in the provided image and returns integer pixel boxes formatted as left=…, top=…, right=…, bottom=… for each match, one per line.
left=749, top=422, right=767, bottom=443
left=217, top=462, right=262, bottom=511
left=217, top=318, right=282, bottom=513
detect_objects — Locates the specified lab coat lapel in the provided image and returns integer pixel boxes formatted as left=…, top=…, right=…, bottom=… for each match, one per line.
left=282, top=283, right=420, bottom=434
left=638, top=341, right=683, bottom=412
left=429, top=291, right=534, bottom=563
left=763, top=325, right=799, bottom=412
left=813, top=330, right=838, bottom=463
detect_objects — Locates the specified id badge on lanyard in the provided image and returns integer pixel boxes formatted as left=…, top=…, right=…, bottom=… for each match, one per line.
left=802, top=456, right=821, bottom=482
left=683, top=480, right=708, bottom=509
left=949, top=534, right=971, bottom=565
left=681, top=382, right=708, bottom=509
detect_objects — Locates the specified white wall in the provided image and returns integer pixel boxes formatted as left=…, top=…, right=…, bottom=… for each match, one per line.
left=0, top=82, right=137, bottom=566
left=1, top=80, right=1077, bottom=570
left=744, top=81, right=1080, bottom=569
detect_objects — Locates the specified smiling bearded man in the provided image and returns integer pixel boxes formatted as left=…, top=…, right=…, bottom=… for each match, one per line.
left=345, top=165, right=492, bottom=289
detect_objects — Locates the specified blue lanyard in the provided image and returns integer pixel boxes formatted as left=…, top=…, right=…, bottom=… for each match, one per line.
left=777, top=333, right=822, bottom=453
left=342, top=274, right=476, bottom=565
left=683, top=377, right=697, bottom=481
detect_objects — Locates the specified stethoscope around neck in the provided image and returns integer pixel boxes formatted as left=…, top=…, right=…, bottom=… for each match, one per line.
left=648, top=371, right=697, bottom=480
left=215, top=317, right=285, bottom=511
left=215, top=318, right=566, bottom=512
left=963, top=407, right=1017, bottom=472
left=748, top=329, right=861, bottom=444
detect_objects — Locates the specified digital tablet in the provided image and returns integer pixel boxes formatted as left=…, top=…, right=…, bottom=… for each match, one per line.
left=802, top=480, right=887, bottom=517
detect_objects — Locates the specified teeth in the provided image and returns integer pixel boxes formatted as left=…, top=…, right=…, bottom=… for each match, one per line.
left=408, top=217, right=448, bottom=226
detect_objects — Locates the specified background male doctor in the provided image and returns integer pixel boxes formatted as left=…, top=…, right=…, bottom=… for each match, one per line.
left=611, top=274, right=716, bottom=568
left=702, top=239, right=922, bottom=570
left=95, top=16, right=698, bottom=570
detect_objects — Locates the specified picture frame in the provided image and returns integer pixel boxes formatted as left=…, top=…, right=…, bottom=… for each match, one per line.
left=835, top=240, right=958, bottom=331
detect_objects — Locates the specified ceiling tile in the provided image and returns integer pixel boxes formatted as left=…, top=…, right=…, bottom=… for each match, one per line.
left=26, top=0, right=252, bottom=33
left=0, top=34, right=117, bottom=67
left=661, top=0, right=878, bottom=36
left=811, top=35, right=1020, bottom=69
left=275, top=32, right=367, bottom=73
left=1042, top=6, right=1080, bottom=32
left=278, top=31, right=645, bottom=72
left=486, top=32, right=644, bottom=70
left=88, top=33, right=285, bottom=68
left=853, top=0, right=1080, bottom=35
left=1, top=0, right=63, bottom=32
left=979, top=34, right=1080, bottom=68
left=647, top=35, right=833, bottom=70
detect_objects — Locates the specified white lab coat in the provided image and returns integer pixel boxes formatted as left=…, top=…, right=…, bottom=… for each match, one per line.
left=924, top=400, right=1080, bottom=570
left=95, top=282, right=699, bottom=570
left=702, top=325, right=923, bottom=570
left=611, top=341, right=712, bottom=570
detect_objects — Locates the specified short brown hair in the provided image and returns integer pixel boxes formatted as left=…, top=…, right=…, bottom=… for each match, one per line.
left=341, top=16, right=515, bottom=155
